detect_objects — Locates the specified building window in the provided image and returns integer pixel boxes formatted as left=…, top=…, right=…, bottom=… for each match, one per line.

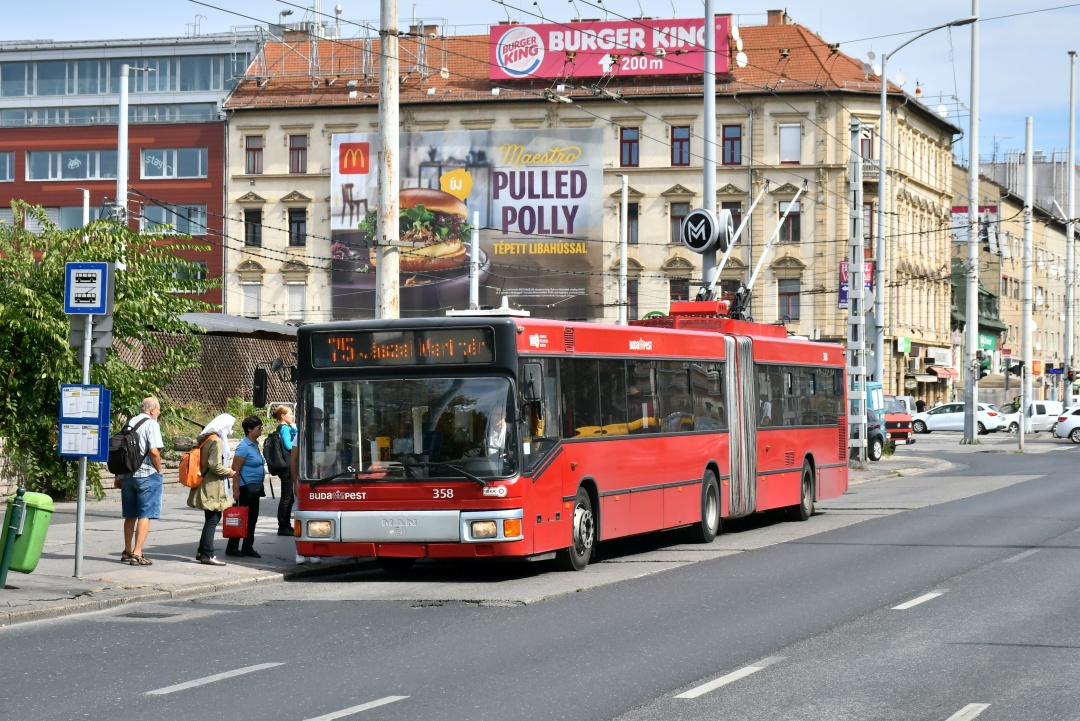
left=627, top=279, right=639, bottom=321
left=720, top=278, right=741, bottom=297
left=173, top=261, right=208, bottom=282
left=860, top=131, right=874, bottom=160
left=778, top=278, right=800, bottom=321
left=779, top=201, right=800, bottom=243
left=242, top=283, right=261, bottom=318
left=862, top=202, right=873, bottom=242
left=671, top=126, right=690, bottom=166
left=141, top=148, right=208, bottom=179
left=779, top=123, right=801, bottom=164
left=622, top=202, right=639, bottom=245
left=670, top=202, right=690, bottom=244
left=245, top=136, right=263, bottom=175
left=721, top=201, right=742, bottom=242
left=142, top=204, right=207, bottom=235
left=244, top=209, right=262, bottom=247
left=1, top=62, right=28, bottom=97
left=26, top=150, right=117, bottom=180
left=722, top=125, right=742, bottom=165
left=620, top=127, right=639, bottom=167
left=287, top=283, right=306, bottom=320
left=0, top=152, right=12, bottom=182
left=289, top=135, right=307, bottom=174
left=288, top=208, right=307, bottom=247
left=669, top=277, right=690, bottom=303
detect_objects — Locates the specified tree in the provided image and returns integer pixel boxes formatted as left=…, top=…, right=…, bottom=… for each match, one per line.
left=0, top=202, right=216, bottom=498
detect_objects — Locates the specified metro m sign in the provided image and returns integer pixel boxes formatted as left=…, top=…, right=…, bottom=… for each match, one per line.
left=339, top=142, right=370, bottom=175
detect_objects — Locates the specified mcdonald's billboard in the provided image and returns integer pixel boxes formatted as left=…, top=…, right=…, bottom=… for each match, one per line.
left=329, top=129, right=604, bottom=320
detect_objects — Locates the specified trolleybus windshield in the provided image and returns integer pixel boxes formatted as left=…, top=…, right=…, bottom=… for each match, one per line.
left=301, top=377, right=517, bottom=482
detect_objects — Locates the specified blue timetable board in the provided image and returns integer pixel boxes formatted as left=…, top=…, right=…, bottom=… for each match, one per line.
left=59, top=385, right=110, bottom=462
left=64, top=262, right=109, bottom=315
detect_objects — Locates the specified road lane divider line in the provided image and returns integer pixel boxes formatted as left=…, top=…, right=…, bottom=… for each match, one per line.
left=1002, top=548, right=1040, bottom=563
left=892, top=591, right=945, bottom=610
left=146, top=662, right=285, bottom=695
left=945, top=703, right=991, bottom=720
left=675, top=656, right=783, bottom=699
left=303, top=696, right=410, bottom=720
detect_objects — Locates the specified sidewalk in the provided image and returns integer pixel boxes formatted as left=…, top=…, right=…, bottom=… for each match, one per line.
left=0, top=476, right=366, bottom=628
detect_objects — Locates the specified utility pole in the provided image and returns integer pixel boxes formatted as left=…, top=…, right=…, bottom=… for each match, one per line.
left=116, top=65, right=130, bottom=228
left=701, top=0, right=717, bottom=293
left=849, top=118, right=868, bottom=462
left=1023, top=117, right=1034, bottom=439
left=617, top=173, right=628, bottom=324
left=963, top=0, right=980, bottom=443
left=1066, top=51, right=1076, bottom=407
left=377, top=0, right=400, bottom=319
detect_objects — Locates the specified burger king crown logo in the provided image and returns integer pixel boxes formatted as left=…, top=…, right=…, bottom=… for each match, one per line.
left=496, top=26, right=545, bottom=78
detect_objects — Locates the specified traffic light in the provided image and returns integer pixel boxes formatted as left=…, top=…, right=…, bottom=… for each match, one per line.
left=977, top=364, right=989, bottom=381
left=1007, top=362, right=1024, bottom=377
left=1068, top=370, right=1076, bottom=383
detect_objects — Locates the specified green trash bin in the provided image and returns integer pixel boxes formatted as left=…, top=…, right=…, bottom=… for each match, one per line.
left=0, top=492, right=54, bottom=574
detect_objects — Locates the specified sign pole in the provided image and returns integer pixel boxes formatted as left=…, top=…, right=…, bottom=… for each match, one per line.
left=73, top=313, right=93, bottom=578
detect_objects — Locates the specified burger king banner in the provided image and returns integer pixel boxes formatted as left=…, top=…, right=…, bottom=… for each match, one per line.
left=490, top=17, right=730, bottom=80
left=330, top=128, right=604, bottom=320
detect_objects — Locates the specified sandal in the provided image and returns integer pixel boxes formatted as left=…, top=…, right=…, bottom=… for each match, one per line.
left=120, top=551, right=133, bottom=563
left=128, top=554, right=153, bottom=566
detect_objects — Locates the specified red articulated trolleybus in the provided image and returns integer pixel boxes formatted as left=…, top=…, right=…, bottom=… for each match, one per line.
left=292, top=300, right=848, bottom=572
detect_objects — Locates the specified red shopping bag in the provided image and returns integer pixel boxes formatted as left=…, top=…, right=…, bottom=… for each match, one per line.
left=222, top=505, right=249, bottom=539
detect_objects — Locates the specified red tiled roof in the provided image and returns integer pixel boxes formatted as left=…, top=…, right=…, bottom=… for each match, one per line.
left=224, top=19, right=912, bottom=116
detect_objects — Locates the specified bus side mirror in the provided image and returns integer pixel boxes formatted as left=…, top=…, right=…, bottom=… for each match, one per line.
left=253, top=368, right=269, bottom=409
left=522, top=363, right=543, bottom=403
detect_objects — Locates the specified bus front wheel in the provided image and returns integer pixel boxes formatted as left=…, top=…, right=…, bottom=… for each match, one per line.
left=556, top=487, right=595, bottom=571
left=686, top=470, right=720, bottom=543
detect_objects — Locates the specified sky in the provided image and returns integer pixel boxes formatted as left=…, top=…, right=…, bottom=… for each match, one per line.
left=5, top=0, right=1080, bottom=165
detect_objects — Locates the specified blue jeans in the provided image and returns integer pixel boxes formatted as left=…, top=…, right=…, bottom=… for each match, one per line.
left=120, top=472, right=163, bottom=519
left=198, top=510, right=222, bottom=558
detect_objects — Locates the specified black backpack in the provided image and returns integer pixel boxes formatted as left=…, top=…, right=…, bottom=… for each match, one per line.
left=107, top=417, right=150, bottom=475
left=263, top=427, right=291, bottom=477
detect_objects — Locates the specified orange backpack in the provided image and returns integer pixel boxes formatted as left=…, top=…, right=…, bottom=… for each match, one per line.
left=178, top=436, right=214, bottom=489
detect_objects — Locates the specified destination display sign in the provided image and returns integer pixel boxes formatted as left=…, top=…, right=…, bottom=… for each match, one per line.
left=312, top=328, right=495, bottom=368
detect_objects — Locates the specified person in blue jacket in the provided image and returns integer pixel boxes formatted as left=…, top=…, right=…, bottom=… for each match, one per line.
left=272, top=404, right=298, bottom=536
left=226, top=416, right=266, bottom=558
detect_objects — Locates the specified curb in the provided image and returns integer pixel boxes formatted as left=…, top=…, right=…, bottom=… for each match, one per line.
left=0, top=558, right=370, bottom=629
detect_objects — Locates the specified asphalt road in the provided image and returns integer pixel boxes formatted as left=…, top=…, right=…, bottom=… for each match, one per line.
left=2, top=437, right=1077, bottom=721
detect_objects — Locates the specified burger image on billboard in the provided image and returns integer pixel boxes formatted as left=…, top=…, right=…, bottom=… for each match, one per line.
left=359, top=188, right=472, bottom=272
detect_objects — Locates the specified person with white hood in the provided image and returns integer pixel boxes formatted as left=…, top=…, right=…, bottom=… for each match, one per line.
left=187, top=414, right=238, bottom=566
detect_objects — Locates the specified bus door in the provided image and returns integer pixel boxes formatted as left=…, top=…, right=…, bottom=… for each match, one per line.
left=725, top=335, right=757, bottom=517
left=520, top=358, right=565, bottom=554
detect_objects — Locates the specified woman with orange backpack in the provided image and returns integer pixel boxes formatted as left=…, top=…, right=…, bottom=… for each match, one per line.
left=186, top=414, right=237, bottom=566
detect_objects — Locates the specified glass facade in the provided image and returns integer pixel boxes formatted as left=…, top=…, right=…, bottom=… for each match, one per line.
left=26, top=150, right=117, bottom=180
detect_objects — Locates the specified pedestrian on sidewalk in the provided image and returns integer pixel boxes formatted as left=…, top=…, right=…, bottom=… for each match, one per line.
left=118, top=396, right=164, bottom=567
left=187, top=413, right=237, bottom=566
left=226, top=416, right=267, bottom=559
left=270, top=403, right=297, bottom=536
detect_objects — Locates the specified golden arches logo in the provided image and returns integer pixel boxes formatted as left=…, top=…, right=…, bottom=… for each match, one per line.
left=339, top=143, right=370, bottom=174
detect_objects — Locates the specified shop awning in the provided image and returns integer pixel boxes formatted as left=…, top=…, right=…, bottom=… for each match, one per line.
left=907, top=373, right=939, bottom=383
left=927, top=365, right=959, bottom=380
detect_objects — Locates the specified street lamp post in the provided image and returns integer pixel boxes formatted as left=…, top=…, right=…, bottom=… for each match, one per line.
left=874, top=16, right=976, bottom=392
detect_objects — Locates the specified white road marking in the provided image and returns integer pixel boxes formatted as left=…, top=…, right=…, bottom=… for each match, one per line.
left=1002, top=548, right=1040, bottom=563
left=674, top=656, right=783, bottom=699
left=945, top=703, right=991, bottom=720
left=303, top=696, right=409, bottom=720
left=892, top=591, right=944, bottom=610
left=146, top=662, right=285, bottom=695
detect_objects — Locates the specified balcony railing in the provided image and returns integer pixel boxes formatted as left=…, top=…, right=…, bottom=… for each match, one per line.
left=861, top=162, right=880, bottom=182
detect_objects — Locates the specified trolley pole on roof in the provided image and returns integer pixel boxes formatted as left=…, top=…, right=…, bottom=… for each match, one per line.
left=848, top=119, right=868, bottom=462
left=376, top=0, right=401, bottom=318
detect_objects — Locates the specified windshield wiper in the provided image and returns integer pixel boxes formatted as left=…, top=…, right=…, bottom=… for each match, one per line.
left=405, top=460, right=488, bottom=486
left=308, top=463, right=405, bottom=487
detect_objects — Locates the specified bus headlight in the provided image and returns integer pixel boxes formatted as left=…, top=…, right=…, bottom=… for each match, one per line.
left=470, top=521, right=498, bottom=539
left=306, top=520, right=334, bottom=538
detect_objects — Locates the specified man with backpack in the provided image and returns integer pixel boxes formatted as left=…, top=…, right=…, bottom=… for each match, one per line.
left=116, top=397, right=164, bottom=566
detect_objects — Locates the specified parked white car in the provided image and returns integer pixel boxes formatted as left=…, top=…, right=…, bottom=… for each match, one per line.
left=912, top=402, right=1003, bottom=435
left=1052, top=406, right=1080, bottom=442
left=999, top=400, right=1064, bottom=434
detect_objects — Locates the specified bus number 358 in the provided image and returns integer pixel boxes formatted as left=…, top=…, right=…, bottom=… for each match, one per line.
left=434, top=488, right=454, bottom=499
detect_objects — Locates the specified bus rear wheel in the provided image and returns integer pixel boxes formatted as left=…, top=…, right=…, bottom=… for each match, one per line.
left=377, top=557, right=416, bottom=573
left=787, top=462, right=814, bottom=522
left=556, top=487, right=595, bottom=571
left=686, top=470, right=720, bottom=543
